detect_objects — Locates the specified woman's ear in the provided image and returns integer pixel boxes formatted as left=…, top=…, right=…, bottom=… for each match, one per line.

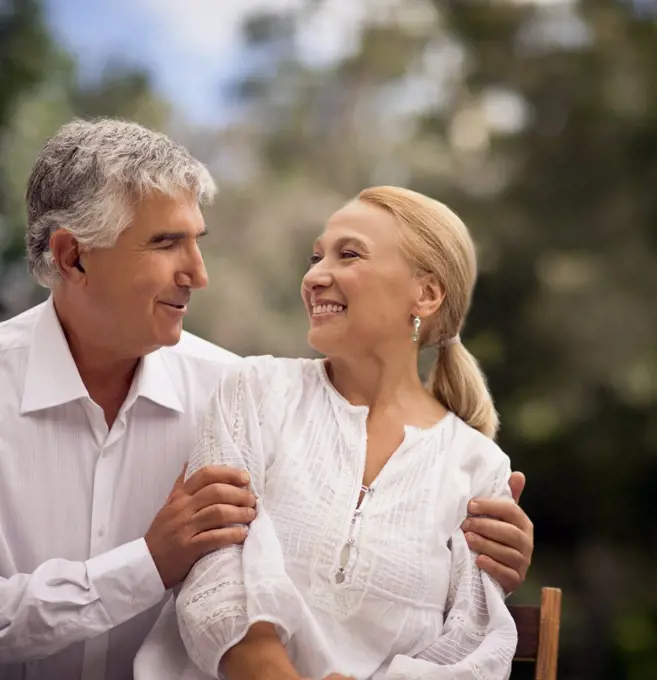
left=49, top=230, right=87, bottom=284
left=416, top=276, right=445, bottom=319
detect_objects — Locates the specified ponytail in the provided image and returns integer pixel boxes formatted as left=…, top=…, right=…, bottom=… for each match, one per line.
left=355, top=186, right=496, bottom=435
left=428, top=342, right=499, bottom=439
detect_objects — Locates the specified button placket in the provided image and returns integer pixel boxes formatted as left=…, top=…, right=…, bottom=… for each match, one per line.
left=89, top=448, right=112, bottom=557
left=334, top=482, right=377, bottom=584
left=81, top=404, right=118, bottom=680
left=89, top=415, right=129, bottom=557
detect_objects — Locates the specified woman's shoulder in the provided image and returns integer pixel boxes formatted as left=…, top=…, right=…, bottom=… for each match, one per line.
left=240, top=354, right=322, bottom=381
left=215, top=354, right=324, bottom=398
left=442, top=414, right=511, bottom=490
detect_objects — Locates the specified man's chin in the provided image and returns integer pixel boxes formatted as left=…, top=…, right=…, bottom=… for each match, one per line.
left=158, top=324, right=184, bottom=347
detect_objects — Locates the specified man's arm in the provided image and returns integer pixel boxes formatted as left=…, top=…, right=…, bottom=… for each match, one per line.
left=461, top=471, right=534, bottom=594
left=0, top=465, right=255, bottom=663
left=0, top=540, right=164, bottom=662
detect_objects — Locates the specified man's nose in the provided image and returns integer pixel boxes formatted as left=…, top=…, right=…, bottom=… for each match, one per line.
left=176, top=244, right=209, bottom=289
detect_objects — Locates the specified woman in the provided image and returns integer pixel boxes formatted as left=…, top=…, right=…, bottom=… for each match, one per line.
left=135, top=186, right=518, bottom=679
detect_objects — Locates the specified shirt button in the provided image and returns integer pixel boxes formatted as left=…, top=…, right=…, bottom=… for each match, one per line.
left=98, top=527, right=106, bottom=537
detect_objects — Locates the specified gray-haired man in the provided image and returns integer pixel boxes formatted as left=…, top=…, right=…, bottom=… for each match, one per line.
left=0, top=118, right=533, bottom=680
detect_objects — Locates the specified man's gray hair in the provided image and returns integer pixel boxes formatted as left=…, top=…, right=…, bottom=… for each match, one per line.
left=26, top=117, right=217, bottom=288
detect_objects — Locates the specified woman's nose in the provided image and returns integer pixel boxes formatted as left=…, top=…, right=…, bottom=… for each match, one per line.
left=303, top=257, right=334, bottom=290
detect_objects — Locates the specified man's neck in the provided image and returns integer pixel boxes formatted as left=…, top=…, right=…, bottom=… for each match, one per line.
left=53, top=293, right=140, bottom=426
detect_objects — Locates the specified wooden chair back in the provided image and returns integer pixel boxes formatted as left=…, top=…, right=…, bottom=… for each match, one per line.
left=509, top=587, right=562, bottom=680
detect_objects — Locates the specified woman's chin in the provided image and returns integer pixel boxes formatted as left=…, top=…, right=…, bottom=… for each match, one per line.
left=307, top=327, right=343, bottom=356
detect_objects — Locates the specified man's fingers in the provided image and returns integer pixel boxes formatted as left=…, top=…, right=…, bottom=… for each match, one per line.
left=184, top=464, right=250, bottom=495
left=463, top=531, right=526, bottom=573
left=475, top=554, right=522, bottom=595
left=191, top=503, right=256, bottom=533
left=462, top=516, right=530, bottom=556
left=192, top=526, right=249, bottom=555
left=508, top=471, right=526, bottom=504
left=190, top=482, right=257, bottom=513
left=468, top=498, right=533, bottom=533
left=166, top=463, right=189, bottom=501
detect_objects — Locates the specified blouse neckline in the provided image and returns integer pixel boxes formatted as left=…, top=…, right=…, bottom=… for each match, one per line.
left=316, top=358, right=455, bottom=436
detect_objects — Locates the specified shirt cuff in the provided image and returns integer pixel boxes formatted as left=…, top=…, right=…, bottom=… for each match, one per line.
left=86, top=538, right=166, bottom=625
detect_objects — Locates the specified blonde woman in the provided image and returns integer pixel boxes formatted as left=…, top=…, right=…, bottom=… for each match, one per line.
left=135, top=187, right=518, bottom=679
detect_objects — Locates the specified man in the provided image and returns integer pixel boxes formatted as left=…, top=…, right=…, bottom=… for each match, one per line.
left=0, top=119, right=533, bottom=680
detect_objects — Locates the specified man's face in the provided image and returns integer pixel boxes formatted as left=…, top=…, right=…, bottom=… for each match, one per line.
left=79, top=191, right=208, bottom=358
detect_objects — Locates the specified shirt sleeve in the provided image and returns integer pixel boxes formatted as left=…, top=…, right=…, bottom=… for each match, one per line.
left=175, top=357, right=308, bottom=678
left=0, top=538, right=165, bottom=663
left=380, top=461, right=518, bottom=680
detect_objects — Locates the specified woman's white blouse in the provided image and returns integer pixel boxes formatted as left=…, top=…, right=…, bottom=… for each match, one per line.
left=134, top=356, right=517, bottom=680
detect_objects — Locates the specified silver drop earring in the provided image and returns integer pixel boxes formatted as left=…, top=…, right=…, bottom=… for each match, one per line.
left=412, top=315, right=421, bottom=343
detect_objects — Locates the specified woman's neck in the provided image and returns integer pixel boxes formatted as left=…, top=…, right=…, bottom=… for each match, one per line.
left=326, top=352, right=448, bottom=431
left=327, top=352, right=428, bottom=411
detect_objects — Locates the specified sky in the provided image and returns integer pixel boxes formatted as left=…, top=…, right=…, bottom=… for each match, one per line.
left=42, top=0, right=600, bottom=125
left=42, top=0, right=365, bottom=124
left=43, top=0, right=304, bottom=123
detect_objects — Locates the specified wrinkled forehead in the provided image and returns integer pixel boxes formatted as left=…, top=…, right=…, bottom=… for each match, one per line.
left=314, top=200, right=402, bottom=250
left=127, top=191, right=206, bottom=238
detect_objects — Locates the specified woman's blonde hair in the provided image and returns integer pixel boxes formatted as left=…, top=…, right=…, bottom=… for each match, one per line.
left=357, top=186, right=499, bottom=439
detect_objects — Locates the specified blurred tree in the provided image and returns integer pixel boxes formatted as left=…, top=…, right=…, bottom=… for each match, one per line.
left=0, top=0, right=55, bottom=131
left=0, top=0, right=64, bottom=315
left=426, top=4, right=657, bottom=676
left=0, top=0, right=169, bottom=319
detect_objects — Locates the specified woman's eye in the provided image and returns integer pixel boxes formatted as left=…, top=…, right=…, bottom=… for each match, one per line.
left=308, top=250, right=358, bottom=265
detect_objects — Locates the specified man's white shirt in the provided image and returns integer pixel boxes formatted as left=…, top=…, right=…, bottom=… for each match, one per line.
left=0, top=297, right=240, bottom=680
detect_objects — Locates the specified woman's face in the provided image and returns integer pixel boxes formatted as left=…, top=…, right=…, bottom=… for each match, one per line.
left=301, top=200, right=423, bottom=358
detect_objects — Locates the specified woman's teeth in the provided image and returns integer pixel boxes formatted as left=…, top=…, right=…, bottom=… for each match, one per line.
left=312, top=304, right=345, bottom=315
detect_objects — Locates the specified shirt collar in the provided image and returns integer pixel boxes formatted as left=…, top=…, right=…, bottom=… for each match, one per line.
left=131, top=349, right=184, bottom=413
left=20, top=296, right=184, bottom=415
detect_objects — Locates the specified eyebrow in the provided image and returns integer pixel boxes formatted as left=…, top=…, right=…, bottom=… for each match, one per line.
left=148, top=229, right=208, bottom=244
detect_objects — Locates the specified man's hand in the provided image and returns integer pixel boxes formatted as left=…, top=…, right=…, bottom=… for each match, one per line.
left=461, top=471, right=534, bottom=595
left=145, top=465, right=257, bottom=589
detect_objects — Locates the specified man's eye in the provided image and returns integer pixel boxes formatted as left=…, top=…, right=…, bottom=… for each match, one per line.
left=308, top=254, right=322, bottom=265
left=341, top=250, right=359, bottom=259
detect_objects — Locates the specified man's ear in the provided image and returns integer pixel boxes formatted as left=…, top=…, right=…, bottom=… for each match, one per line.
left=49, top=230, right=87, bottom=284
left=415, top=276, right=444, bottom=319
